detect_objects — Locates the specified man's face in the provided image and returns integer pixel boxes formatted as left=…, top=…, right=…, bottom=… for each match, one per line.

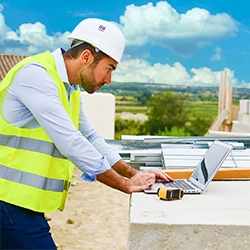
left=79, top=57, right=117, bottom=94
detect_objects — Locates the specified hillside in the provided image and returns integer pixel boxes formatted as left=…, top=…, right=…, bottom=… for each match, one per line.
left=99, top=82, right=250, bottom=103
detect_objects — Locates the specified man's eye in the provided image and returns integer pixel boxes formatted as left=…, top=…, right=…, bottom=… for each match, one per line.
left=107, top=68, right=112, bottom=72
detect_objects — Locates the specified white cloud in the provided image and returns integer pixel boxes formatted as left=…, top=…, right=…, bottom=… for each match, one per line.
left=0, top=2, right=239, bottom=59
left=210, top=46, right=222, bottom=61
left=113, top=59, right=250, bottom=88
left=0, top=10, right=11, bottom=36
left=0, top=12, right=70, bottom=55
left=118, top=1, right=239, bottom=57
left=113, top=59, right=193, bottom=85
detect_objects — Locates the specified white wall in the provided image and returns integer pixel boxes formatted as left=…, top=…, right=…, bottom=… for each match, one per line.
left=80, top=92, right=115, bottom=139
left=238, top=100, right=250, bottom=127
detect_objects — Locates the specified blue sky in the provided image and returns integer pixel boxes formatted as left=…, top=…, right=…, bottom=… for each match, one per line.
left=0, top=0, right=250, bottom=88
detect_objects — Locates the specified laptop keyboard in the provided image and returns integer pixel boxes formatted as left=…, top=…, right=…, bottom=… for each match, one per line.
left=163, top=180, right=197, bottom=190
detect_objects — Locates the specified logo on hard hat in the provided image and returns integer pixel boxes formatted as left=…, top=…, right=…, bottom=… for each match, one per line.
left=98, top=25, right=106, bottom=32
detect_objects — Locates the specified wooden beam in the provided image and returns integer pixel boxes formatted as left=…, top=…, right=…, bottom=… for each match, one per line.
left=165, top=168, right=250, bottom=180
left=223, top=70, right=227, bottom=111
left=218, top=71, right=223, bottom=115
left=226, top=86, right=233, bottom=125
left=208, top=109, right=229, bottom=131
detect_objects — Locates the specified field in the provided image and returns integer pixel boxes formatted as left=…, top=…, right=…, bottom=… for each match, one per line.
left=189, top=101, right=218, bottom=117
left=101, top=82, right=244, bottom=123
left=115, top=96, right=147, bottom=115
left=116, top=105, right=148, bottom=114
left=116, top=96, right=218, bottom=120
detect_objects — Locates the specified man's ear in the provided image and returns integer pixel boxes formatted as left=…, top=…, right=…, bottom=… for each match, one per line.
left=80, top=50, right=94, bottom=65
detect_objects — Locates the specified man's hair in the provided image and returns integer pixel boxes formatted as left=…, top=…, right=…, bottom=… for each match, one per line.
left=64, top=42, right=109, bottom=66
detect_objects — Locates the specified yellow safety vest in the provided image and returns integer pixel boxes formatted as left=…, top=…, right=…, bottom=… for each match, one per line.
left=0, top=51, right=80, bottom=212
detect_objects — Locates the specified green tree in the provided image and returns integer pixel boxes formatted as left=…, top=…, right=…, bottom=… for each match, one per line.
left=144, top=91, right=190, bottom=135
left=114, top=116, right=145, bottom=140
left=137, top=91, right=152, bottom=105
left=186, top=114, right=214, bottom=136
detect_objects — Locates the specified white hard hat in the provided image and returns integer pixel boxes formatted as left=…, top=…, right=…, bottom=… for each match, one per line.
left=68, top=18, right=125, bottom=64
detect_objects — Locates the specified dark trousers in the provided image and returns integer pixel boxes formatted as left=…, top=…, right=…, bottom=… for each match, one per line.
left=0, top=200, right=57, bottom=250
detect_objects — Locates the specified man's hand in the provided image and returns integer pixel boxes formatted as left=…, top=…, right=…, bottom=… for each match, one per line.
left=126, top=171, right=156, bottom=193
left=144, top=169, right=174, bottom=182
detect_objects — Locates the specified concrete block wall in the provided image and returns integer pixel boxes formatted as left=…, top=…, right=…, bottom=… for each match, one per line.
left=232, top=100, right=250, bottom=132
left=80, top=92, right=115, bottom=139
left=239, top=99, right=250, bottom=114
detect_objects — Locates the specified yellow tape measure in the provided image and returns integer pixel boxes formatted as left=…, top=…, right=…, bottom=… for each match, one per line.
left=157, top=187, right=184, bottom=201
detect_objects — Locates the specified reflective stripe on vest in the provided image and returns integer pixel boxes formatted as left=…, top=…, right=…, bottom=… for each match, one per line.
left=0, top=165, right=70, bottom=192
left=0, top=134, right=67, bottom=159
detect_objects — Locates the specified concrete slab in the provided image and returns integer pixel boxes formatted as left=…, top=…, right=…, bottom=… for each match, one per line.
left=128, top=181, right=250, bottom=250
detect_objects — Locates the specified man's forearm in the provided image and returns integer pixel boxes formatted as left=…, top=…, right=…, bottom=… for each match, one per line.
left=112, top=159, right=138, bottom=178
left=97, top=159, right=173, bottom=194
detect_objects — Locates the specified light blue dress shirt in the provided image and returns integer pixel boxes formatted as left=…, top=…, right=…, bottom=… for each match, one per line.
left=1, top=48, right=121, bottom=181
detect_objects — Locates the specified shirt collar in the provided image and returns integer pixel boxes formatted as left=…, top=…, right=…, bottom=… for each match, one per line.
left=52, top=48, right=78, bottom=91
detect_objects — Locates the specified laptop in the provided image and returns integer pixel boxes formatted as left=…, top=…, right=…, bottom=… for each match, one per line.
left=144, top=140, right=233, bottom=194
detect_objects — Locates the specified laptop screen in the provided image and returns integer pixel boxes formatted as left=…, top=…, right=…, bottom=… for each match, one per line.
left=189, top=140, right=233, bottom=189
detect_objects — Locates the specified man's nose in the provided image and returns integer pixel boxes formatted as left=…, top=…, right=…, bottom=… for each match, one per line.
left=104, top=74, right=112, bottom=84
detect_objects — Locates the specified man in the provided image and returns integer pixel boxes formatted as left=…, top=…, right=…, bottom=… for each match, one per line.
left=0, top=18, right=173, bottom=249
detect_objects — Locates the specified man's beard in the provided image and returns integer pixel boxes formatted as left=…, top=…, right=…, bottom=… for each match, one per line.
left=79, top=64, right=100, bottom=94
